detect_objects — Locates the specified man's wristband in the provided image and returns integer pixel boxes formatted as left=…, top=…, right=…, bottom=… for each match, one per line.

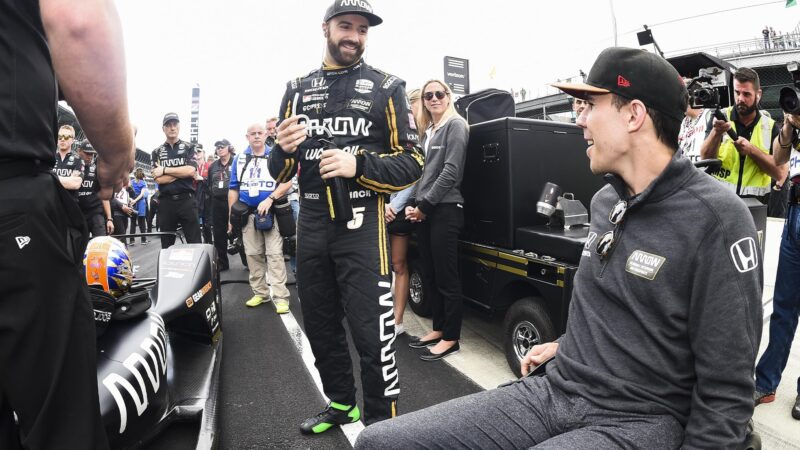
left=107, top=218, right=113, bottom=222
left=778, top=134, right=792, bottom=149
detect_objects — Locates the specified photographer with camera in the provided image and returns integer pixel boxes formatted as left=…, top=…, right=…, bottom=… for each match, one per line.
left=229, top=123, right=292, bottom=313
left=209, top=139, right=234, bottom=271
left=700, top=67, right=784, bottom=203
left=753, top=111, right=800, bottom=419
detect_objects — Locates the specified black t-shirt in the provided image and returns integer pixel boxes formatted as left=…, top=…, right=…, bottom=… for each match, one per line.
left=53, top=150, right=84, bottom=200
left=78, top=157, right=102, bottom=213
left=0, top=0, right=58, bottom=165
left=151, top=140, right=197, bottom=195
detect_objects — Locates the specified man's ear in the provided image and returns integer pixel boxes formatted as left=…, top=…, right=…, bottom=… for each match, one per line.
left=322, top=22, right=329, bottom=38
left=628, top=100, right=648, bottom=133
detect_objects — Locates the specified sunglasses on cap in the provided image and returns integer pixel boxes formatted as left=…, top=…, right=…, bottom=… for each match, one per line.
left=57, top=134, right=74, bottom=141
left=423, top=91, right=448, bottom=101
left=595, top=200, right=628, bottom=260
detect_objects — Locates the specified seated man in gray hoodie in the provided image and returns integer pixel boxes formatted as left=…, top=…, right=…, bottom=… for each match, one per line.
left=355, top=47, right=763, bottom=449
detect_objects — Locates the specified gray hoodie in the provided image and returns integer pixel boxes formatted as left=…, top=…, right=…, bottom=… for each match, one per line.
left=549, top=155, right=763, bottom=449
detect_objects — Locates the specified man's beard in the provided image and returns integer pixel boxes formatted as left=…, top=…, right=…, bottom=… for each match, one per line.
left=327, top=36, right=363, bottom=66
left=736, top=102, right=758, bottom=116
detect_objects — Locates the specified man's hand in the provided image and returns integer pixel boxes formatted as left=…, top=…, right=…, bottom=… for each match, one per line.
left=732, top=136, right=753, bottom=156
left=96, top=151, right=134, bottom=200
left=122, top=205, right=134, bottom=216
left=106, top=219, right=114, bottom=235
left=275, top=115, right=307, bottom=154
left=785, top=113, right=800, bottom=129
left=406, top=206, right=426, bottom=223
left=257, top=197, right=274, bottom=216
left=385, top=204, right=396, bottom=223
left=228, top=221, right=233, bottom=234
left=320, top=149, right=357, bottom=179
left=711, top=119, right=732, bottom=136
left=520, top=342, right=559, bottom=376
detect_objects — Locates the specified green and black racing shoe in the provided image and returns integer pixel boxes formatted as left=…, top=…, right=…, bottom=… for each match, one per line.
left=299, top=402, right=360, bottom=435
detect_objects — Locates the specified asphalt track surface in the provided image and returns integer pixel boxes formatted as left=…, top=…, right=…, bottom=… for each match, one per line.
left=127, top=237, right=482, bottom=449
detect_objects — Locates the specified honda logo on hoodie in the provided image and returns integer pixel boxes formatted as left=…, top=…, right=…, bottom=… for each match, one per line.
left=729, top=237, right=759, bottom=273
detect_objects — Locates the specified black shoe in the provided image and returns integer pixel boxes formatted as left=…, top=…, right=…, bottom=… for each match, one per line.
left=420, top=342, right=460, bottom=361
left=299, top=402, right=360, bottom=435
left=408, top=337, right=441, bottom=349
left=792, top=395, right=800, bottom=420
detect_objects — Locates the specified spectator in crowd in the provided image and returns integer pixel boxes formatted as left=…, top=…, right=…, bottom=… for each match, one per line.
left=195, top=144, right=213, bottom=244
left=53, top=124, right=84, bottom=201
left=112, top=178, right=135, bottom=245
left=764, top=25, right=771, bottom=50
left=0, top=1, right=133, bottom=446
left=357, top=46, right=763, bottom=450
left=151, top=113, right=202, bottom=248
left=700, top=67, right=784, bottom=203
left=129, top=168, right=149, bottom=244
left=147, top=186, right=159, bottom=232
left=76, top=140, right=114, bottom=237
left=268, top=115, right=300, bottom=274
left=209, top=139, right=234, bottom=271
left=229, top=123, right=292, bottom=312
left=406, top=80, right=469, bottom=361
left=754, top=111, right=800, bottom=420
left=268, top=0, right=423, bottom=432
left=678, top=79, right=714, bottom=162
left=266, top=116, right=278, bottom=147
left=385, top=88, right=423, bottom=336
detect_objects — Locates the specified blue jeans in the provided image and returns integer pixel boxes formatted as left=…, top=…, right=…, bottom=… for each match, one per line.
left=289, top=199, right=299, bottom=273
left=755, top=204, right=800, bottom=394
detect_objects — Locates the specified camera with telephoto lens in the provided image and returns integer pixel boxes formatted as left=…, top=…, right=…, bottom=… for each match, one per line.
left=265, top=135, right=276, bottom=147
left=687, top=68, right=724, bottom=109
left=227, top=235, right=243, bottom=255
left=779, top=61, right=800, bottom=115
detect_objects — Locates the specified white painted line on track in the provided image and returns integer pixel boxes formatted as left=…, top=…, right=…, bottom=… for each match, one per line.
left=278, top=309, right=364, bottom=447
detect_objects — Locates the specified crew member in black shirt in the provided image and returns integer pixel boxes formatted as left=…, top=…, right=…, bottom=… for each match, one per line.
left=77, top=140, right=114, bottom=237
left=151, top=113, right=202, bottom=248
left=0, top=0, right=133, bottom=448
left=208, top=139, right=234, bottom=270
left=53, top=124, right=84, bottom=201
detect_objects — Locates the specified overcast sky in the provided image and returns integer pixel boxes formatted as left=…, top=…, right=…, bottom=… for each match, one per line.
left=111, top=0, right=800, bottom=152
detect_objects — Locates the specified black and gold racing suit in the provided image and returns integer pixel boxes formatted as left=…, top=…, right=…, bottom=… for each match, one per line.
left=268, top=59, right=424, bottom=424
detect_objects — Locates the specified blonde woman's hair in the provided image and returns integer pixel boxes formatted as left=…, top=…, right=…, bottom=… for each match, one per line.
left=418, top=79, right=465, bottom=133
left=407, top=88, right=423, bottom=131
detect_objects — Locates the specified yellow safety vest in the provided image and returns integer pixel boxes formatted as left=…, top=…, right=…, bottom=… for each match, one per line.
left=714, top=107, right=774, bottom=197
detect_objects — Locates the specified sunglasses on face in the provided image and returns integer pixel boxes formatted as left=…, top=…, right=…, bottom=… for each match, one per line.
left=423, top=91, right=448, bottom=101
left=595, top=200, right=628, bottom=260
left=58, top=134, right=74, bottom=141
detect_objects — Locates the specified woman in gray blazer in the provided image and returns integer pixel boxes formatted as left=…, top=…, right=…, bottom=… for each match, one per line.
left=406, top=80, right=469, bottom=361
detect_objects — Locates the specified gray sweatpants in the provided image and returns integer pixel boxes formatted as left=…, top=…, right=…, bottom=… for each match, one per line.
left=354, top=375, right=683, bottom=449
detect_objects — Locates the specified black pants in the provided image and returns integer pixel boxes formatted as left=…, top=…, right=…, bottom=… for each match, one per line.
left=129, top=214, right=147, bottom=243
left=113, top=214, right=129, bottom=244
left=158, top=194, right=201, bottom=248
left=200, top=196, right=213, bottom=244
left=83, top=209, right=106, bottom=238
left=211, top=197, right=229, bottom=268
left=296, top=196, right=398, bottom=425
left=147, top=203, right=158, bottom=232
left=0, top=172, right=107, bottom=449
left=416, top=203, right=464, bottom=341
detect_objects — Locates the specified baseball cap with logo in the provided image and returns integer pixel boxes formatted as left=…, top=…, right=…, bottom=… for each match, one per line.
left=552, top=47, right=687, bottom=121
left=324, top=0, right=383, bottom=26
left=78, top=140, right=95, bottom=153
left=162, top=112, right=180, bottom=125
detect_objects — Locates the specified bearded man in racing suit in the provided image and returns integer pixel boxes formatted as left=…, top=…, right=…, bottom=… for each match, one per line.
left=268, top=0, right=424, bottom=434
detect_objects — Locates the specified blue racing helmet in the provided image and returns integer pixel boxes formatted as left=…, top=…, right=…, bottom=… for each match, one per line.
left=83, top=236, right=134, bottom=297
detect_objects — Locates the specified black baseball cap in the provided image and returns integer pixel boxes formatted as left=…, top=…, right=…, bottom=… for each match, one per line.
left=162, top=112, right=180, bottom=125
left=552, top=47, right=687, bottom=121
left=214, top=139, right=231, bottom=148
left=77, top=140, right=95, bottom=153
left=324, top=0, right=382, bottom=26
